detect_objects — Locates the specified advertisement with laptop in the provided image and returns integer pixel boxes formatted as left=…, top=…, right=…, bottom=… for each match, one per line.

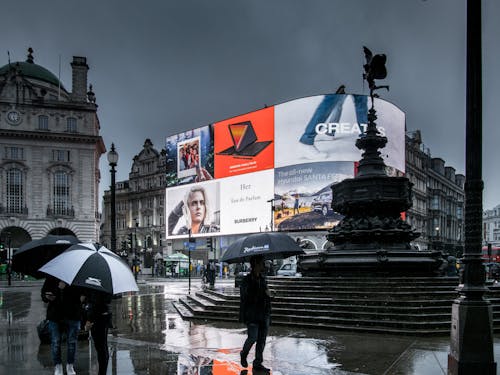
left=214, top=106, right=274, bottom=178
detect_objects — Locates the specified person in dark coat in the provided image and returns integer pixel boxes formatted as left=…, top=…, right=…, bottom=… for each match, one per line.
left=41, top=276, right=83, bottom=375
left=239, top=255, right=272, bottom=373
left=82, top=290, right=113, bottom=375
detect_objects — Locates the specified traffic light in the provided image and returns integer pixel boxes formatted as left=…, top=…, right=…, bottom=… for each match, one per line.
left=127, top=233, right=133, bottom=249
left=0, top=243, right=4, bottom=250
left=206, top=238, right=212, bottom=251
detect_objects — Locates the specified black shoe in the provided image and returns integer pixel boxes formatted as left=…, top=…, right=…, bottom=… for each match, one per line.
left=253, top=363, right=270, bottom=373
left=240, top=351, right=248, bottom=368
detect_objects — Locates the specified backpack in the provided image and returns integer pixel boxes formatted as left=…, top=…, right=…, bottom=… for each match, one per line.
left=37, top=319, right=50, bottom=344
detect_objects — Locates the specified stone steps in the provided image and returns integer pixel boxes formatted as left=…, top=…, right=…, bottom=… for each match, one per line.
left=172, top=276, right=500, bottom=335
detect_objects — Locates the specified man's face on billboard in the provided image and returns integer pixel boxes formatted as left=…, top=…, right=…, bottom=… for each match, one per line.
left=188, top=190, right=206, bottom=225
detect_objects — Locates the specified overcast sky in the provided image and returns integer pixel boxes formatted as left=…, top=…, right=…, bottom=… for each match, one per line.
left=3, top=0, right=499, bottom=209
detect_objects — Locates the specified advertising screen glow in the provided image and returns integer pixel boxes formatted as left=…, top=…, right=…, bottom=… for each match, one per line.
left=165, top=94, right=405, bottom=239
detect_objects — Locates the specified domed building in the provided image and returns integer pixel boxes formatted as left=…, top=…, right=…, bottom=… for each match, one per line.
left=0, top=48, right=105, bottom=253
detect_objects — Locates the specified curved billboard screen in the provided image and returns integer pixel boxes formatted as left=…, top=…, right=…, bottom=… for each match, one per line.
left=165, top=94, right=405, bottom=239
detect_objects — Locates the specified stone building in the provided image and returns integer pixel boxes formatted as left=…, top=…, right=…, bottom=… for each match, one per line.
left=405, top=131, right=465, bottom=255
left=101, top=139, right=167, bottom=268
left=426, top=158, right=465, bottom=255
left=483, top=204, right=500, bottom=247
left=0, top=49, right=105, bottom=250
left=405, top=130, right=430, bottom=251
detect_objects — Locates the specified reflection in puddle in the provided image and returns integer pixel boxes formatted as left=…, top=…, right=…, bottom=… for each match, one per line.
left=0, top=291, right=31, bottom=321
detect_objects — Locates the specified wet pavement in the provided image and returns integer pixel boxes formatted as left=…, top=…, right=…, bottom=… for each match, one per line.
left=1, top=276, right=500, bottom=375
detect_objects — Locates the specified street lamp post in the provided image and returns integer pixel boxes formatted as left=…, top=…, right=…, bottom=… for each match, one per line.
left=107, top=143, right=119, bottom=253
left=435, top=226, right=440, bottom=251
left=7, top=232, right=11, bottom=286
left=134, top=218, right=139, bottom=280
left=448, top=1, right=496, bottom=373
left=267, top=198, right=275, bottom=232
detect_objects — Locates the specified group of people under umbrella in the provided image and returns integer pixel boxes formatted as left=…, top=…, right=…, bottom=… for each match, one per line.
left=12, top=236, right=138, bottom=375
left=12, top=232, right=304, bottom=374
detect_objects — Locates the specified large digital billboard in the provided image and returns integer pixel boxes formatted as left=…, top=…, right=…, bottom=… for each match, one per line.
left=165, top=94, right=405, bottom=239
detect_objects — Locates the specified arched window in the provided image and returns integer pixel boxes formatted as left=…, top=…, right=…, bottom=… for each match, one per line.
left=53, top=171, right=70, bottom=215
left=6, top=168, right=24, bottom=213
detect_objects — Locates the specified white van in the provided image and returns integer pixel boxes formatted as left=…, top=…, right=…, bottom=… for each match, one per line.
left=276, top=263, right=300, bottom=277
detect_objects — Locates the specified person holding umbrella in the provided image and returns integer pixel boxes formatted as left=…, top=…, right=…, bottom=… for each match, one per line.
left=82, top=290, right=113, bottom=375
left=41, top=276, right=83, bottom=375
left=239, top=254, right=272, bottom=373
left=39, top=243, right=139, bottom=375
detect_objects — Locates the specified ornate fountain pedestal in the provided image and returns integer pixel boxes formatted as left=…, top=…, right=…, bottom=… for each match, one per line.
left=300, top=173, right=443, bottom=276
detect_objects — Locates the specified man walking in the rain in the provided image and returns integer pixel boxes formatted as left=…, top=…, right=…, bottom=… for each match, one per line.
left=239, top=255, right=272, bottom=373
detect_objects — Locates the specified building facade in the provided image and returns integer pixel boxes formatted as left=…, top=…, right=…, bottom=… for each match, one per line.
left=483, top=205, right=500, bottom=247
left=405, top=130, right=430, bottom=251
left=0, top=49, right=105, bottom=251
left=426, top=158, right=465, bottom=255
left=101, top=139, right=167, bottom=268
left=405, top=131, right=465, bottom=255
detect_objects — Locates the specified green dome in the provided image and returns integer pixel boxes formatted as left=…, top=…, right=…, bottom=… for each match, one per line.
left=0, top=61, right=65, bottom=89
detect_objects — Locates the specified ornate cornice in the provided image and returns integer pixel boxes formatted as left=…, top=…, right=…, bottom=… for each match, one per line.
left=1, top=98, right=97, bottom=112
left=0, top=129, right=103, bottom=145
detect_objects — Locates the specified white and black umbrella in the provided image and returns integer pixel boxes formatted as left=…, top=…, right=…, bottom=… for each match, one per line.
left=220, top=232, right=305, bottom=264
left=38, top=242, right=138, bottom=295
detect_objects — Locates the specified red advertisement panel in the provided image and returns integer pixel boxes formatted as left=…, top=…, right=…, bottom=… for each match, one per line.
left=214, top=106, right=274, bottom=178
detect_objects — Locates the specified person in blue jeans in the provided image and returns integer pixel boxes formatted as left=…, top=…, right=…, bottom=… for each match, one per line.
left=41, top=276, right=83, bottom=375
left=239, top=255, right=272, bottom=373
left=299, top=92, right=368, bottom=146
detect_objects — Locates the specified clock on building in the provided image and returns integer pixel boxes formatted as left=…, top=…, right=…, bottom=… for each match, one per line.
left=6, top=110, right=22, bottom=125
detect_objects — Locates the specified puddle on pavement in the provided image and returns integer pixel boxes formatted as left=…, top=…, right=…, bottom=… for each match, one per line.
left=0, top=284, right=459, bottom=374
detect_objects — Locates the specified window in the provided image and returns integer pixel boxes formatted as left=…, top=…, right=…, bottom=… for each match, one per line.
left=52, top=149, right=70, bottom=162
left=38, top=115, right=49, bottom=130
left=53, top=171, right=70, bottom=215
left=431, top=195, right=439, bottom=210
left=66, top=117, right=77, bottom=132
left=5, top=147, right=23, bottom=160
left=6, top=168, right=24, bottom=213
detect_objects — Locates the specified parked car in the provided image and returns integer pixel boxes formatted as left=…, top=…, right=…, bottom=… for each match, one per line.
left=311, top=191, right=332, bottom=216
left=277, top=263, right=300, bottom=277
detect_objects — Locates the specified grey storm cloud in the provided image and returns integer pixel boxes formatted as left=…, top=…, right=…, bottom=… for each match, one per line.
left=2, top=0, right=499, bottom=208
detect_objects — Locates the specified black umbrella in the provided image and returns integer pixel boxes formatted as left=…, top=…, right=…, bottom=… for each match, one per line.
left=221, top=232, right=305, bottom=264
left=12, top=234, right=79, bottom=278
